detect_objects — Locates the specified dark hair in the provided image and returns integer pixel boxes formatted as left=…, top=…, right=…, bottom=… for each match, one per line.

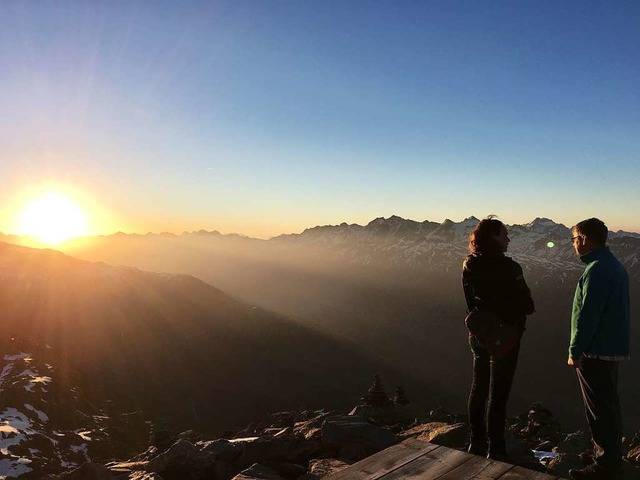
left=469, top=216, right=506, bottom=254
left=574, top=218, right=608, bottom=246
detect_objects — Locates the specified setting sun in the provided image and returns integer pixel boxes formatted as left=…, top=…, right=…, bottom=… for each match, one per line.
left=17, top=193, right=89, bottom=245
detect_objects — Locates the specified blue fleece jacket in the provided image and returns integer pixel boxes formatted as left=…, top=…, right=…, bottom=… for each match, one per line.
left=569, top=246, right=630, bottom=359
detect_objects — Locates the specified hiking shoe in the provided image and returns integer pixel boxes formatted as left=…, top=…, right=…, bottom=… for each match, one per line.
left=487, top=449, right=511, bottom=463
left=467, top=442, right=488, bottom=456
left=569, top=463, right=622, bottom=479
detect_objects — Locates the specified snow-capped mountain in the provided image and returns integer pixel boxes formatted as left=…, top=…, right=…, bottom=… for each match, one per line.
left=273, top=216, right=640, bottom=281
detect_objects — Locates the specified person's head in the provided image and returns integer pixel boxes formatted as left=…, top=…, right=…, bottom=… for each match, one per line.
left=571, top=218, right=608, bottom=256
left=469, top=216, right=509, bottom=255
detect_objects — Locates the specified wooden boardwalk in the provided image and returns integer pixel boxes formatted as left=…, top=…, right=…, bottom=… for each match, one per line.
left=324, top=438, right=566, bottom=480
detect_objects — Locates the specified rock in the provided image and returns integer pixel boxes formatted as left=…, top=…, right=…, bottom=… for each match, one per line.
left=628, top=446, right=640, bottom=462
left=178, top=430, right=202, bottom=443
left=231, top=463, right=284, bottom=480
left=414, top=422, right=467, bottom=448
left=44, top=463, right=114, bottom=479
left=240, top=434, right=299, bottom=466
left=144, top=440, right=216, bottom=479
left=321, top=415, right=397, bottom=454
left=197, top=438, right=242, bottom=462
left=150, top=430, right=177, bottom=451
left=263, top=461, right=307, bottom=479
left=303, top=428, right=321, bottom=441
left=129, top=473, right=164, bottom=480
left=105, top=460, right=148, bottom=474
left=338, top=442, right=368, bottom=461
left=297, top=459, right=352, bottom=480
left=270, top=412, right=295, bottom=428
left=428, top=408, right=455, bottom=423
left=349, top=405, right=400, bottom=426
left=546, top=453, right=585, bottom=479
left=553, top=431, right=592, bottom=455
left=127, top=446, right=160, bottom=462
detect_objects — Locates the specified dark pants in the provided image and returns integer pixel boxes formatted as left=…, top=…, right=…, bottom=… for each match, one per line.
left=576, top=357, right=623, bottom=469
left=468, top=334, right=520, bottom=452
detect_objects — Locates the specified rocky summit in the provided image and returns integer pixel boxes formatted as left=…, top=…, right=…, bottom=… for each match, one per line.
left=24, top=401, right=640, bottom=480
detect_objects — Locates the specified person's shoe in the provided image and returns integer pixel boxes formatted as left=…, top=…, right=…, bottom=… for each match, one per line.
left=569, top=463, right=622, bottom=479
left=467, top=441, right=488, bottom=456
left=487, top=449, right=511, bottom=463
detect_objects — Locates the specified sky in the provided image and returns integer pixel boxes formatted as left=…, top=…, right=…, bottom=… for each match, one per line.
left=1, top=0, right=639, bottom=239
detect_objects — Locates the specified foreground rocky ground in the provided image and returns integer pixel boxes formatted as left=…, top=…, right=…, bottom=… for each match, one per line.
left=34, top=402, right=640, bottom=480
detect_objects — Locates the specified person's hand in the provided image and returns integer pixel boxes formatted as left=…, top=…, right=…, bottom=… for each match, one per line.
left=568, top=356, right=582, bottom=368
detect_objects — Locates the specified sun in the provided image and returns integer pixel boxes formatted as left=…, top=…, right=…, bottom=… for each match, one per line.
left=17, top=193, right=89, bottom=245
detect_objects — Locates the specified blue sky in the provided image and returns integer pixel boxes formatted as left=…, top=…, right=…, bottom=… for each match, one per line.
left=1, top=1, right=639, bottom=237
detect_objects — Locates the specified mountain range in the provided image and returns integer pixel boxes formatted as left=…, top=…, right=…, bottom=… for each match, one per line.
left=1, top=216, right=639, bottom=476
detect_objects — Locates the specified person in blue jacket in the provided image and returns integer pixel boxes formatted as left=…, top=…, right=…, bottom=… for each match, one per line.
left=568, top=218, right=630, bottom=480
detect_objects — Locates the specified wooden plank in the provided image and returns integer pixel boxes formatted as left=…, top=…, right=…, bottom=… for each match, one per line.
left=378, top=446, right=470, bottom=479
left=435, top=454, right=515, bottom=480
left=325, top=438, right=439, bottom=480
left=496, top=465, right=560, bottom=480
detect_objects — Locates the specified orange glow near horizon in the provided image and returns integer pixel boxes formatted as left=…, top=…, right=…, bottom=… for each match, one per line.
left=16, top=192, right=90, bottom=246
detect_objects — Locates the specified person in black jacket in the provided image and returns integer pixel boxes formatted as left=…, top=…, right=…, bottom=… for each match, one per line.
left=462, top=217, right=535, bottom=461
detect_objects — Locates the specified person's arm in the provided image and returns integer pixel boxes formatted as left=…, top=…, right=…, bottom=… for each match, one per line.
left=569, top=268, right=609, bottom=360
left=462, top=260, right=477, bottom=313
left=513, top=262, right=535, bottom=314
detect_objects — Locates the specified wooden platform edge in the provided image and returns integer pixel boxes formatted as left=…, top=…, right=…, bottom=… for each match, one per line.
left=324, top=439, right=567, bottom=480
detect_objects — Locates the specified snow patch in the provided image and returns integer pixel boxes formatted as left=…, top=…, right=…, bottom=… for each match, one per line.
left=2, top=353, right=30, bottom=362
left=0, top=457, right=33, bottom=478
left=76, top=430, right=92, bottom=441
left=24, top=404, right=49, bottom=423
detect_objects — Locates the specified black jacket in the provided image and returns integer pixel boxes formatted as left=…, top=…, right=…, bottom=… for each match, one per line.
left=462, top=253, right=535, bottom=331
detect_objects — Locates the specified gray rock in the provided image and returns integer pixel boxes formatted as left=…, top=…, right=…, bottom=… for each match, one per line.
left=43, top=463, right=114, bottom=480
left=415, top=422, right=467, bottom=448
left=338, top=442, right=368, bottom=461
left=231, top=463, right=284, bottom=480
left=145, top=439, right=216, bottom=478
left=321, top=415, right=397, bottom=454
left=240, top=435, right=299, bottom=466
left=197, top=438, right=242, bottom=462
left=297, top=459, right=351, bottom=480
left=128, top=473, right=164, bottom=480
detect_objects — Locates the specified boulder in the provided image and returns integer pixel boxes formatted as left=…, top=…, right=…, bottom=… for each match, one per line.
left=240, top=434, right=299, bottom=466
left=553, top=431, right=592, bottom=455
left=546, top=453, right=585, bottom=479
left=415, top=422, right=467, bottom=448
left=338, top=442, right=368, bottom=461
left=129, top=473, right=164, bottom=480
left=321, top=415, right=397, bottom=454
left=263, top=461, right=307, bottom=479
left=43, top=463, right=114, bottom=480
left=297, top=459, right=352, bottom=480
left=144, top=439, right=216, bottom=479
left=231, top=463, right=284, bottom=480
left=628, top=446, right=640, bottom=462
left=197, top=438, right=242, bottom=462
left=150, top=430, right=177, bottom=451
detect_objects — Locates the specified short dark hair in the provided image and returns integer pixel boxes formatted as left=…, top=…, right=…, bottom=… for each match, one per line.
left=574, top=218, right=608, bottom=246
left=469, top=216, right=505, bottom=254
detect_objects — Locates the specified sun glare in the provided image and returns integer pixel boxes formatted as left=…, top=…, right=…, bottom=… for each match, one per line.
left=17, top=193, right=89, bottom=245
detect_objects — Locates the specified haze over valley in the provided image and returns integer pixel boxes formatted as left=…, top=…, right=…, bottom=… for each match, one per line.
left=3, top=216, right=638, bottom=442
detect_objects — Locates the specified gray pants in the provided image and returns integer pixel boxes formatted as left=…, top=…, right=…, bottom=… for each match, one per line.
left=576, top=357, right=623, bottom=469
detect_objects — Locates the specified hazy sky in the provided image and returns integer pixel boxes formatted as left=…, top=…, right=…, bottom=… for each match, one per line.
left=1, top=1, right=639, bottom=238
